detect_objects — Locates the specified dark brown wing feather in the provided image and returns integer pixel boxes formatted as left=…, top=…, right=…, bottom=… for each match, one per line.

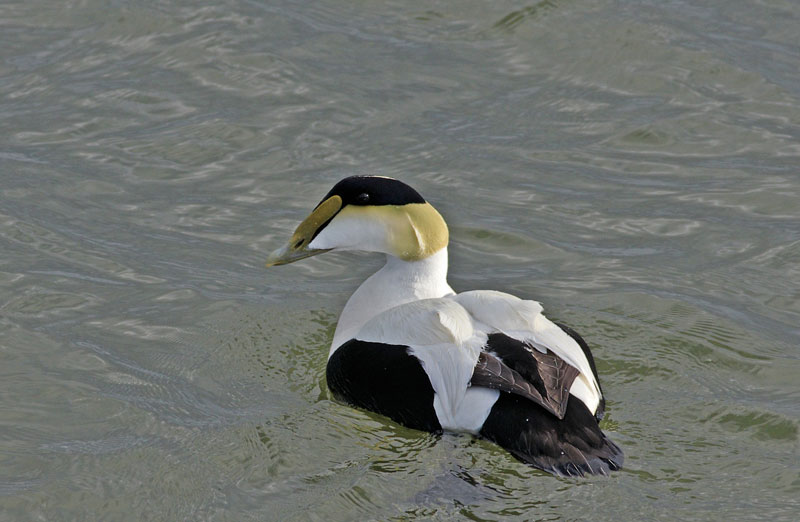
left=470, top=333, right=580, bottom=420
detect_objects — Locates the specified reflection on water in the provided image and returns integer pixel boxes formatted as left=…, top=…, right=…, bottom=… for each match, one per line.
left=1, top=0, right=799, bottom=519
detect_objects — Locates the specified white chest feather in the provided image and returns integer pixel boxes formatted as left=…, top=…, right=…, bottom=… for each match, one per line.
left=330, top=249, right=453, bottom=352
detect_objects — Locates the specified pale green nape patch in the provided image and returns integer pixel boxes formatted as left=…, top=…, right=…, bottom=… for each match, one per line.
left=338, top=202, right=449, bottom=261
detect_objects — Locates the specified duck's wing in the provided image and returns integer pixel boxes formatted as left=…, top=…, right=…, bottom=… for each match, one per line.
left=453, top=292, right=621, bottom=476
left=553, top=322, right=605, bottom=420
left=453, top=290, right=603, bottom=416
left=470, top=333, right=579, bottom=420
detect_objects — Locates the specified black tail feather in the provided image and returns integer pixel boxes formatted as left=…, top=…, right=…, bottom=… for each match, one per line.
left=479, top=392, right=623, bottom=477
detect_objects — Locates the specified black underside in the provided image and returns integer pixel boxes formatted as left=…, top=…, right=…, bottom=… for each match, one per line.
left=326, top=339, right=441, bottom=433
left=326, top=330, right=623, bottom=477
left=480, top=391, right=623, bottom=477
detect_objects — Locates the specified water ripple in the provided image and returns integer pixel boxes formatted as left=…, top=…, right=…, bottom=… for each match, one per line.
left=2, top=0, right=800, bottom=519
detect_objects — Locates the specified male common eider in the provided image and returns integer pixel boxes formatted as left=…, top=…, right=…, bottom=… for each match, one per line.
left=266, top=176, right=623, bottom=477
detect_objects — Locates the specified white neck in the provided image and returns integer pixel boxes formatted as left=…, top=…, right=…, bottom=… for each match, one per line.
left=330, top=248, right=453, bottom=354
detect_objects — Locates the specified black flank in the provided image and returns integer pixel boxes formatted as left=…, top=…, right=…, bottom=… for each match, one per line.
left=480, top=391, right=624, bottom=477
left=326, top=339, right=441, bottom=433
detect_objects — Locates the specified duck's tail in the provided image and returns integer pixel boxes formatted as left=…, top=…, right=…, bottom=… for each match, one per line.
left=479, top=392, right=624, bottom=477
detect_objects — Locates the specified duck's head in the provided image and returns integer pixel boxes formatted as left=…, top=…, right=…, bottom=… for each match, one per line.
left=266, top=176, right=448, bottom=266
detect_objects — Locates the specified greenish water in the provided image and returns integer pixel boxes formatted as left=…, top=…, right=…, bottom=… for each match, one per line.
left=2, top=0, right=799, bottom=520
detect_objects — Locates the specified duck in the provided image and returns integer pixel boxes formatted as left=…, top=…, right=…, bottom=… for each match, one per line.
left=266, top=175, right=623, bottom=476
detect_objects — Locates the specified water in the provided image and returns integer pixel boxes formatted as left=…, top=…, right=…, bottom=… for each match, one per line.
left=1, top=0, right=799, bottom=519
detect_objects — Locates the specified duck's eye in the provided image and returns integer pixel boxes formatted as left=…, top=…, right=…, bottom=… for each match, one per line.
left=357, top=193, right=370, bottom=204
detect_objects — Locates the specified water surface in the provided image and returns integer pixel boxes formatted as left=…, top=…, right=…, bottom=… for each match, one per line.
left=1, top=0, right=799, bottom=520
